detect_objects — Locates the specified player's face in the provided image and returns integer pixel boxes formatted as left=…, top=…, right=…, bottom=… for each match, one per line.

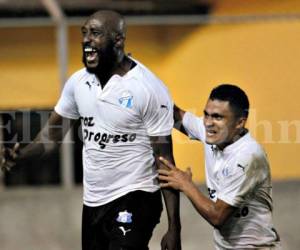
left=203, top=99, right=244, bottom=149
left=81, top=17, right=116, bottom=73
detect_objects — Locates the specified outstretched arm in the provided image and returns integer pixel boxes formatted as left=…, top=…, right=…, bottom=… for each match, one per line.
left=1, top=111, right=76, bottom=172
left=151, top=135, right=181, bottom=250
left=158, top=157, right=236, bottom=229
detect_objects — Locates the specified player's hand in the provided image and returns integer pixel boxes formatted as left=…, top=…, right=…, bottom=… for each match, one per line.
left=161, top=228, right=181, bottom=250
left=0, top=143, right=20, bottom=172
left=158, top=156, right=193, bottom=192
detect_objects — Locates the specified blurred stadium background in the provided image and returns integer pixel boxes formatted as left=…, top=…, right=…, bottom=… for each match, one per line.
left=0, top=0, right=300, bottom=249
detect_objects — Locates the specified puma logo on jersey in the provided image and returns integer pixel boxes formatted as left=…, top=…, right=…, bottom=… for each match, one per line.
left=160, top=104, right=169, bottom=110
left=85, top=81, right=91, bottom=89
left=222, top=167, right=229, bottom=177
left=118, top=226, right=131, bottom=236
left=237, top=163, right=247, bottom=172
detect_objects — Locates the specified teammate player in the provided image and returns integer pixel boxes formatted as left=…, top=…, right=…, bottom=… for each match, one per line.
left=1, top=10, right=181, bottom=250
left=158, top=84, right=281, bottom=249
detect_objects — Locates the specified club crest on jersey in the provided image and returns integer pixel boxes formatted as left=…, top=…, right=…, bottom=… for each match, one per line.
left=119, top=91, right=133, bottom=108
left=222, top=167, right=230, bottom=177
left=116, top=210, right=133, bottom=223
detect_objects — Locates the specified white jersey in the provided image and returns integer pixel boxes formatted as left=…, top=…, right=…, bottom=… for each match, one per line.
left=55, top=59, right=173, bottom=206
left=183, top=112, right=280, bottom=249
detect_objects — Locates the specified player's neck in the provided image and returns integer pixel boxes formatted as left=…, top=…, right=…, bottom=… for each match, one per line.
left=96, top=55, right=132, bottom=88
left=217, top=128, right=248, bottom=151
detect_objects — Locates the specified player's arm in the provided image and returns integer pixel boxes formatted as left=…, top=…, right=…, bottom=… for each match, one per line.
left=1, top=111, right=76, bottom=171
left=151, top=135, right=181, bottom=250
left=158, top=157, right=236, bottom=229
left=173, top=104, right=188, bottom=136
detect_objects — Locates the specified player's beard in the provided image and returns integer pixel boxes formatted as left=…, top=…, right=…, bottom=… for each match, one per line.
left=82, top=42, right=117, bottom=75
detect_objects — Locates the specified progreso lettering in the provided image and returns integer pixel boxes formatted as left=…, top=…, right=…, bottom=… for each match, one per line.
left=80, top=116, right=136, bottom=149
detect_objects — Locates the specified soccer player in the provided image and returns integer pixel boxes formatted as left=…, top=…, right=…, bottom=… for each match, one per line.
left=1, top=10, right=181, bottom=250
left=158, top=84, right=281, bottom=249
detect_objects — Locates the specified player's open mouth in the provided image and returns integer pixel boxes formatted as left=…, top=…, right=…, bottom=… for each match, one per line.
left=84, top=46, right=98, bottom=62
left=206, top=130, right=217, bottom=136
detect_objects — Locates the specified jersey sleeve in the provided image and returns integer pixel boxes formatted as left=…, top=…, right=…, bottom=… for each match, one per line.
left=54, top=74, right=80, bottom=120
left=217, top=149, right=270, bottom=207
left=142, top=82, right=174, bottom=136
left=182, top=112, right=206, bottom=141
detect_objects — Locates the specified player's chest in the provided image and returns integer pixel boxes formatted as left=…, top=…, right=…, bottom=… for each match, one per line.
left=74, top=80, right=142, bottom=127
left=206, top=151, right=235, bottom=186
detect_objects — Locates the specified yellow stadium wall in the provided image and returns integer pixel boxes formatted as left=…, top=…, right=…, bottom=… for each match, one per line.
left=1, top=2, right=300, bottom=182
left=158, top=20, right=300, bottom=182
left=0, top=27, right=60, bottom=108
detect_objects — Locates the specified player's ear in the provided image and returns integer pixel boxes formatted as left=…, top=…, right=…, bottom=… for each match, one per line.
left=236, top=116, right=247, bottom=129
left=114, top=34, right=125, bottom=48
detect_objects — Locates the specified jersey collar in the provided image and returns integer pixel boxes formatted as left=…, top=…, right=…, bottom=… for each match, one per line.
left=210, top=131, right=251, bottom=156
left=222, top=131, right=251, bottom=155
left=91, top=58, right=140, bottom=87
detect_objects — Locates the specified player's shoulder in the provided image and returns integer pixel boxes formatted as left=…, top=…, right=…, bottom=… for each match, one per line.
left=236, top=133, right=268, bottom=166
left=63, top=68, right=94, bottom=93
left=243, top=134, right=265, bottom=155
left=68, top=68, right=90, bottom=83
left=132, top=58, right=168, bottom=91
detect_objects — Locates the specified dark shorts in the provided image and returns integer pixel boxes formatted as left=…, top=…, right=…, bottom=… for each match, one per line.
left=82, top=190, right=163, bottom=250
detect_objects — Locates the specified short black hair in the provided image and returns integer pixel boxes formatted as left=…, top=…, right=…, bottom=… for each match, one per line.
left=209, top=84, right=249, bottom=118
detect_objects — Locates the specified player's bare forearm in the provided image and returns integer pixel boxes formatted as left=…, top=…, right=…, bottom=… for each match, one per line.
left=184, top=183, right=236, bottom=228
left=151, top=135, right=181, bottom=250
left=16, top=140, right=46, bottom=164
left=158, top=156, right=181, bottom=227
left=19, top=112, right=70, bottom=161
left=16, top=133, right=56, bottom=164
left=161, top=180, right=181, bottom=228
left=152, top=136, right=181, bottom=225
left=158, top=157, right=235, bottom=229
left=1, top=111, right=75, bottom=170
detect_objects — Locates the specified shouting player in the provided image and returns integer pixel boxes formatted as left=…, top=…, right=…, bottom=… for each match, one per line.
left=159, top=84, right=281, bottom=249
left=1, top=10, right=181, bottom=250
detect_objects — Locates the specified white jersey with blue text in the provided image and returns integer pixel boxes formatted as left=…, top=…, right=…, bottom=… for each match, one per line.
left=55, top=59, right=173, bottom=206
left=182, top=112, right=280, bottom=249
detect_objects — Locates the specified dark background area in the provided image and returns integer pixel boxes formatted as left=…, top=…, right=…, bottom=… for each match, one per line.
left=0, top=0, right=213, bottom=18
left=2, top=110, right=83, bottom=186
